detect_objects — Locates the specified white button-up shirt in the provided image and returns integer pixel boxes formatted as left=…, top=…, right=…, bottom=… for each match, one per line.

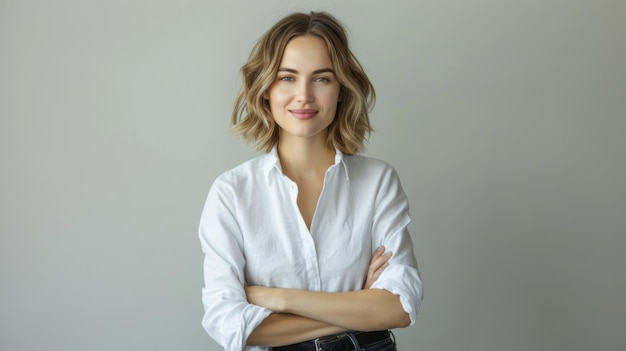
left=199, top=147, right=423, bottom=351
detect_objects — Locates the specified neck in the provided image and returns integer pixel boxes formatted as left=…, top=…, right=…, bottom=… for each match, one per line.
left=277, top=134, right=335, bottom=181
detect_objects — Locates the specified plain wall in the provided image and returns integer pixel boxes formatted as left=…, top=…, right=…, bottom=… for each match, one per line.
left=1, top=0, right=625, bottom=350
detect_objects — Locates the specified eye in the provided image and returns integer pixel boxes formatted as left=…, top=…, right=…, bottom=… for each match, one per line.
left=278, top=76, right=294, bottom=82
left=314, top=76, right=331, bottom=83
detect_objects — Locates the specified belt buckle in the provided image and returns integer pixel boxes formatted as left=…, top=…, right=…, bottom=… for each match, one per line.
left=313, top=332, right=359, bottom=351
left=313, top=337, right=323, bottom=351
left=313, top=334, right=336, bottom=351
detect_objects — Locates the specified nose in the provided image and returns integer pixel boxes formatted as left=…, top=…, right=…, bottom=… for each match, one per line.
left=296, top=80, right=314, bottom=103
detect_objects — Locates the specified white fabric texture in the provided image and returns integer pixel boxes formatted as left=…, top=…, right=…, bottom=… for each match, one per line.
left=199, top=147, right=423, bottom=351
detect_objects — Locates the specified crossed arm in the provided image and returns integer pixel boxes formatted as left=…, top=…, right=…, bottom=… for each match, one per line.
left=245, top=247, right=410, bottom=347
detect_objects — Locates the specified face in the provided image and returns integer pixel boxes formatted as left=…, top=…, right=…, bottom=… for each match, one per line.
left=264, top=35, right=341, bottom=143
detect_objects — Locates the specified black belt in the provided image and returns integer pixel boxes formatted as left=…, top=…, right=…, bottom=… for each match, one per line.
left=272, top=330, right=393, bottom=351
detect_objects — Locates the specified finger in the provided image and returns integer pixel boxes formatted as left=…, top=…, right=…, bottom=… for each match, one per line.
left=380, top=251, right=392, bottom=261
left=370, top=251, right=392, bottom=270
left=371, top=246, right=385, bottom=260
left=364, top=248, right=392, bottom=289
left=372, top=262, right=390, bottom=280
left=372, top=263, right=389, bottom=281
left=364, top=260, right=390, bottom=289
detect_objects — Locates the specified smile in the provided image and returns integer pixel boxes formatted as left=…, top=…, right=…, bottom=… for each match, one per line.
left=290, top=109, right=318, bottom=120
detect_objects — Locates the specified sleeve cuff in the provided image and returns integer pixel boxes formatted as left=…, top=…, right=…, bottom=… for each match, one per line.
left=370, top=264, right=423, bottom=325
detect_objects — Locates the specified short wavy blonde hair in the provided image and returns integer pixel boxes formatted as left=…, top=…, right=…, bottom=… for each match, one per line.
left=231, top=11, right=375, bottom=155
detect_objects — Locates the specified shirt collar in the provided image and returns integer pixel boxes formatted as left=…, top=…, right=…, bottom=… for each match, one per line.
left=263, top=146, right=283, bottom=177
left=263, top=145, right=349, bottom=183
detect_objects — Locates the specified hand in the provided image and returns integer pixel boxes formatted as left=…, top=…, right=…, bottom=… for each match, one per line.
left=363, top=246, right=392, bottom=289
left=246, top=285, right=285, bottom=312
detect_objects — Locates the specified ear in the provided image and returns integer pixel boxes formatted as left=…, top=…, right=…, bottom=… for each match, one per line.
left=262, top=90, right=269, bottom=100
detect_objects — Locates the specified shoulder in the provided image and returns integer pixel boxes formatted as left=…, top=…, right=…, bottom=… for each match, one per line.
left=203, top=153, right=271, bottom=211
left=342, top=154, right=408, bottom=206
left=210, top=153, right=269, bottom=192
left=342, top=154, right=400, bottom=180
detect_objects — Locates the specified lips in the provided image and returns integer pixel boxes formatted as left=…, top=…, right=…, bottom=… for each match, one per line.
left=290, top=109, right=318, bottom=120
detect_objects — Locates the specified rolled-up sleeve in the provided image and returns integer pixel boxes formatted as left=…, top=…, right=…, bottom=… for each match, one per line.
left=369, top=166, right=424, bottom=325
left=199, top=175, right=272, bottom=351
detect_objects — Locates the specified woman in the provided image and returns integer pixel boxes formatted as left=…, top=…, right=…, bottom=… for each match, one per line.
left=199, top=11, right=423, bottom=351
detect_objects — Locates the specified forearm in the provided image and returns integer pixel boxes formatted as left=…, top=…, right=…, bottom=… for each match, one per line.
left=279, top=288, right=410, bottom=331
left=247, top=313, right=346, bottom=347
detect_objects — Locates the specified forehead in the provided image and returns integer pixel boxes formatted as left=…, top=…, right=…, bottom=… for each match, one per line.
left=279, top=35, right=333, bottom=69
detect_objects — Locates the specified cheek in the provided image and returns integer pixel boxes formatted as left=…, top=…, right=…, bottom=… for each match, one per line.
left=321, top=90, right=341, bottom=108
left=268, top=88, right=291, bottom=107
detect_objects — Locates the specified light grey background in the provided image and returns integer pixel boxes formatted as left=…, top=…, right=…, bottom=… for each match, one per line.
left=1, top=0, right=625, bottom=350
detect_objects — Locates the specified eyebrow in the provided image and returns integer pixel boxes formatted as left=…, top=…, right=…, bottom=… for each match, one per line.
left=277, top=67, right=335, bottom=75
